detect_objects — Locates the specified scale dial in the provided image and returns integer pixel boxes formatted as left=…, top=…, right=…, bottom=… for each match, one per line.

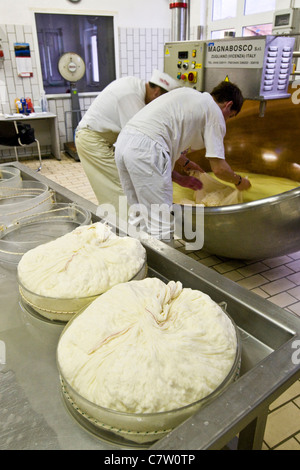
left=58, top=52, right=86, bottom=83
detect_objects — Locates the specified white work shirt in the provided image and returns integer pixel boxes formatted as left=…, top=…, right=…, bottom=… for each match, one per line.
left=77, top=76, right=146, bottom=134
left=125, top=88, right=226, bottom=167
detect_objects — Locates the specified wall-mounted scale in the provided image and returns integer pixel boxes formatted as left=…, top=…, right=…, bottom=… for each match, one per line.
left=58, top=52, right=86, bottom=161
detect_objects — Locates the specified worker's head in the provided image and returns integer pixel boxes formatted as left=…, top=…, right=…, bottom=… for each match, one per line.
left=145, top=70, right=179, bottom=103
left=211, top=81, right=244, bottom=121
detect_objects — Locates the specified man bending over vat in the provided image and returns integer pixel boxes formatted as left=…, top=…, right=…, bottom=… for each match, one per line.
left=75, top=70, right=178, bottom=215
left=114, top=81, right=251, bottom=240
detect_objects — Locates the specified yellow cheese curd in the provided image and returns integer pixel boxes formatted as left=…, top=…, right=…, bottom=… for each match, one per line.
left=17, top=222, right=146, bottom=298
left=173, top=173, right=299, bottom=206
left=57, top=277, right=237, bottom=414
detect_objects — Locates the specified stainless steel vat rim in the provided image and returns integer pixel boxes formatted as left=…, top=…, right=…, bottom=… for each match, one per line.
left=177, top=185, right=300, bottom=214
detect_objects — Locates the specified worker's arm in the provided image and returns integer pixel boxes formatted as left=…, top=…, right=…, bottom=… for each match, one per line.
left=208, top=157, right=251, bottom=191
left=172, top=170, right=203, bottom=190
left=177, top=151, right=205, bottom=173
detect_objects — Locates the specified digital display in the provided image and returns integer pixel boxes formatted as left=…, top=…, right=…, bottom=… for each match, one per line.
left=275, top=13, right=291, bottom=27
left=178, top=51, right=188, bottom=59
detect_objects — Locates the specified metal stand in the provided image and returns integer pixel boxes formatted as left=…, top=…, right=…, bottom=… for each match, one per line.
left=237, top=409, right=269, bottom=450
left=64, top=109, right=83, bottom=162
left=63, top=84, right=83, bottom=162
left=13, top=121, right=42, bottom=171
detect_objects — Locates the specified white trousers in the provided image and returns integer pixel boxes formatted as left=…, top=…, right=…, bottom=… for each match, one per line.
left=115, top=129, right=174, bottom=240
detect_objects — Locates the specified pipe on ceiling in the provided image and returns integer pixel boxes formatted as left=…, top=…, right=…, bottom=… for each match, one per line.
left=169, top=1, right=190, bottom=41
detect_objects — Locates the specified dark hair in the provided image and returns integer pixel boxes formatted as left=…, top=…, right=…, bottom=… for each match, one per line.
left=211, top=81, right=244, bottom=114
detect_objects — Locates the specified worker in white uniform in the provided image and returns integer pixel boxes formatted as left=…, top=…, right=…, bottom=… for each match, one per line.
left=114, top=81, right=251, bottom=240
left=75, top=70, right=178, bottom=214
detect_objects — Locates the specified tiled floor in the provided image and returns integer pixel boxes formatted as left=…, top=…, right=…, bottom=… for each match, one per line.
left=21, top=153, right=300, bottom=450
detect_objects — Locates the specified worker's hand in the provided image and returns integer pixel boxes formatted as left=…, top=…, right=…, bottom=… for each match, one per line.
left=236, top=177, right=251, bottom=191
left=175, top=174, right=203, bottom=191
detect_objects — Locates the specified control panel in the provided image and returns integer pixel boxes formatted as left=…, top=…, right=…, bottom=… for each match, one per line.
left=164, top=36, right=295, bottom=102
left=164, top=41, right=205, bottom=91
left=204, top=36, right=295, bottom=100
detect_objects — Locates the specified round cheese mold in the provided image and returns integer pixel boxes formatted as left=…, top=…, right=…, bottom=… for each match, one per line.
left=18, top=222, right=147, bottom=322
left=0, top=166, right=22, bottom=189
left=57, top=277, right=240, bottom=445
left=0, top=202, right=91, bottom=265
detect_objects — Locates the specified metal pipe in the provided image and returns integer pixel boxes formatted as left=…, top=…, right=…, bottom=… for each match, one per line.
left=259, top=100, right=267, bottom=117
left=169, top=1, right=189, bottom=41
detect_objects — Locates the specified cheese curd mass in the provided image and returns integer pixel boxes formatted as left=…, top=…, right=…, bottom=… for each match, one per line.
left=57, top=278, right=238, bottom=414
left=172, top=172, right=299, bottom=207
left=17, top=222, right=146, bottom=298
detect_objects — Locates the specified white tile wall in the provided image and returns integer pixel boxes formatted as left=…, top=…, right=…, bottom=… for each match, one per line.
left=0, top=24, right=40, bottom=115
left=118, top=27, right=170, bottom=79
left=0, top=24, right=46, bottom=161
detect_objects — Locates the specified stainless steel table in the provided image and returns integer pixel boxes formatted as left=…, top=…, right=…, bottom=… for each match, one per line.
left=1, top=163, right=299, bottom=450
